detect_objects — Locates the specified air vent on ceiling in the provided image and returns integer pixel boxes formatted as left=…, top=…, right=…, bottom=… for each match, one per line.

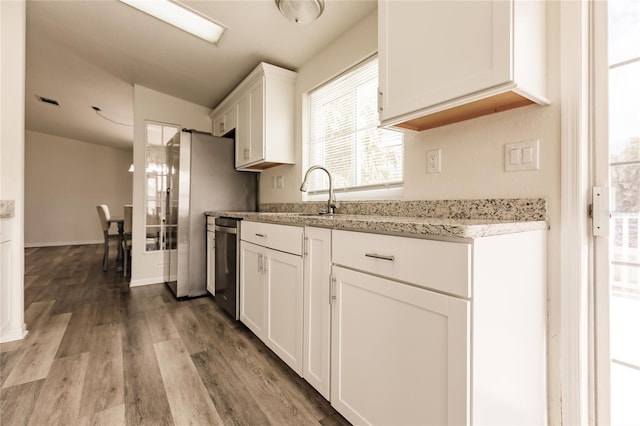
left=35, top=95, right=60, bottom=106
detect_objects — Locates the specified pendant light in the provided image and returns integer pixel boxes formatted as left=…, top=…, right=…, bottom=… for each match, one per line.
left=275, top=0, right=324, bottom=24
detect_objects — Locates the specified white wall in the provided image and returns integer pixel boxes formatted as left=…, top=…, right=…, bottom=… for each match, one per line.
left=24, top=130, right=133, bottom=247
left=131, top=85, right=212, bottom=286
left=260, top=11, right=379, bottom=202
left=0, top=0, right=27, bottom=342
left=259, top=6, right=562, bottom=425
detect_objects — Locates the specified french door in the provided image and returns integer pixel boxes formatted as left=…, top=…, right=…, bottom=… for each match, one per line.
left=593, top=1, right=640, bottom=424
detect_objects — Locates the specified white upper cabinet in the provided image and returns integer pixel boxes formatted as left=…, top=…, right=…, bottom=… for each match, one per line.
left=210, top=62, right=297, bottom=171
left=211, top=104, right=237, bottom=137
left=378, top=0, right=549, bottom=131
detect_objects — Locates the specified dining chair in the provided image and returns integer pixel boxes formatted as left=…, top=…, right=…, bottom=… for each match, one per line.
left=123, top=205, right=133, bottom=277
left=96, top=204, right=120, bottom=271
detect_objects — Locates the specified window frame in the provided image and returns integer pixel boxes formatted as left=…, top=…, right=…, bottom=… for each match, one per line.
left=303, top=54, right=405, bottom=200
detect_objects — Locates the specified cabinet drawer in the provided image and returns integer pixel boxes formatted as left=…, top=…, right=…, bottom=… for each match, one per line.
left=241, top=221, right=303, bottom=256
left=332, top=230, right=471, bottom=298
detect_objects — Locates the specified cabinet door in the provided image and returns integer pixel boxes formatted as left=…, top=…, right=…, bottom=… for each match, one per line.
left=206, top=231, right=215, bottom=295
left=212, top=114, right=225, bottom=137
left=264, top=248, right=303, bottom=375
left=236, top=94, right=250, bottom=168
left=223, top=104, right=237, bottom=134
left=247, top=78, right=265, bottom=165
left=331, top=266, right=470, bottom=426
left=303, top=227, right=332, bottom=399
left=378, top=0, right=511, bottom=123
left=239, top=241, right=265, bottom=338
left=0, top=240, right=11, bottom=336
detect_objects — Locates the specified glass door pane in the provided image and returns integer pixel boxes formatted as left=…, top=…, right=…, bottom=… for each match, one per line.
left=144, top=122, right=178, bottom=251
left=608, top=1, right=640, bottom=424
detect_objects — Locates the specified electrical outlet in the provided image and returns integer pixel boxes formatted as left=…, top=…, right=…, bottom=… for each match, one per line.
left=427, top=149, right=441, bottom=173
left=275, top=176, right=284, bottom=189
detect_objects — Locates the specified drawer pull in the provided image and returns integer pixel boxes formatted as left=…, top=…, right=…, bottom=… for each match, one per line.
left=365, top=253, right=395, bottom=261
left=255, top=233, right=267, bottom=238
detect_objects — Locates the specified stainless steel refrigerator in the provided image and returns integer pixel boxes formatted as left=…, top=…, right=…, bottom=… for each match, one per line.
left=164, top=129, right=256, bottom=298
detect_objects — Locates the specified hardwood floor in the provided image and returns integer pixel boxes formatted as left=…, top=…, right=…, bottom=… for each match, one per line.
left=0, top=245, right=349, bottom=426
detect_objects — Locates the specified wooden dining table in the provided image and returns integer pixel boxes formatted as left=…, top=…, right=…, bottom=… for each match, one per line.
left=107, top=216, right=124, bottom=271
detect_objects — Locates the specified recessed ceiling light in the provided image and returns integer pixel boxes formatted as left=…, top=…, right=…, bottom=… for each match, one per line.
left=35, top=95, right=60, bottom=106
left=119, top=0, right=227, bottom=45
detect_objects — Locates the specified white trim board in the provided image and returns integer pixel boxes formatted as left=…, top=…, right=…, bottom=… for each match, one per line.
left=129, top=276, right=165, bottom=287
left=25, top=240, right=103, bottom=248
left=559, top=1, right=591, bottom=425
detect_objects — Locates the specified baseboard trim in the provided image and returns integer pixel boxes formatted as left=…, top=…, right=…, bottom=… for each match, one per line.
left=25, top=240, right=103, bottom=248
left=0, top=324, right=28, bottom=343
left=129, top=277, right=164, bottom=287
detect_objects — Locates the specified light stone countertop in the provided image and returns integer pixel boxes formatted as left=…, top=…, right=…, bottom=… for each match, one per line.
left=205, top=211, right=548, bottom=240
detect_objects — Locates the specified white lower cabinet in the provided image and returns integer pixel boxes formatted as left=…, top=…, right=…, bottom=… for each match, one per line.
left=240, top=241, right=265, bottom=336
left=206, top=218, right=215, bottom=295
left=331, top=229, right=547, bottom=426
left=238, top=223, right=547, bottom=426
left=302, top=227, right=332, bottom=399
left=1, top=226, right=12, bottom=339
left=264, top=248, right=303, bottom=373
left=239, top=221, right=304, bottom=375
left=330, top=265, right=470, bottom=426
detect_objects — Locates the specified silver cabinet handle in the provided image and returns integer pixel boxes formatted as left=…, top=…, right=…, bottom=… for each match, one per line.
left=255, top=233, right=266, bottom=238
left=365, top=253, right=395, bottom=261
left=330, top=275, right=337, bottom=304
left=258, top=253, right=263, bottom=273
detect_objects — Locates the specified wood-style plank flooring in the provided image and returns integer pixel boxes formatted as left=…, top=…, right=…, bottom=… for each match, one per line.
left=0, top=244, right=349, bottom=426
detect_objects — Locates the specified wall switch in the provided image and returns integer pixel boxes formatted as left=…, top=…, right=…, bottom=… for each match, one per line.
left=504, top=140, right=540, bottom=171
left=427, top=149, right=441, bottom=173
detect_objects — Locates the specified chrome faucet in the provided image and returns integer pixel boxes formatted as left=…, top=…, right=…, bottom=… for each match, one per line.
left=299, top=165, right=338, bottom=215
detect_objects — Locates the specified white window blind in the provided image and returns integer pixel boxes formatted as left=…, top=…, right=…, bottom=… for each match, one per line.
left=308, top=56, right=404, bottom=193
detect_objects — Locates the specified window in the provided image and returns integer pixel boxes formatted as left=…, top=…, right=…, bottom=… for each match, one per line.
left=307, top=56, right=404, bottom=195
left=605, top=0, right=640, bottom=424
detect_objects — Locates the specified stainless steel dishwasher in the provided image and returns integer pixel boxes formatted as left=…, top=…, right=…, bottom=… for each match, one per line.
left=214, top=217, right=240, bottom=320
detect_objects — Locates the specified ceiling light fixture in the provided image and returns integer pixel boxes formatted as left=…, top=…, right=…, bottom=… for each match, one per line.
left=118, top=0, right=227, bottom=45
left=276, top=0, right=324, bottom=24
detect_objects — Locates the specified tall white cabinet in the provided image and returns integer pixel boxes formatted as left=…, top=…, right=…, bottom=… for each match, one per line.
left=378, top=0, right=548, bottom=131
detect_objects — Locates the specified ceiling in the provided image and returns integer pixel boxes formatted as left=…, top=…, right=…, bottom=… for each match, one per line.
left=25, top=0, right=377, bottom=151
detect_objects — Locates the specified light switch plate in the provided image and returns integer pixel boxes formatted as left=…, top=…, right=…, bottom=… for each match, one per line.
left=505, top=140, right=540, bottom=171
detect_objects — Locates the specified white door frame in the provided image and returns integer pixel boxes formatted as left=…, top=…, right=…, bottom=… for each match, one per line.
left=559, top=0, right=592, bottom=424
left=591, top=1, right=611, bottom=424
left=560, top=1, right=612, bottom=425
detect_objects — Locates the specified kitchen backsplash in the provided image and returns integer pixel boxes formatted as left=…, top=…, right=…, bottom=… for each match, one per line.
left=0, top=200, right=15, bottom=219
left=260, top=198, right=547, bottom=222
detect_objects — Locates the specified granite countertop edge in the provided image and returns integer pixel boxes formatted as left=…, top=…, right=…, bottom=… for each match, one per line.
left=206, top=211, right=549, bottom=240
left=0, top=200, right=15, bottom=219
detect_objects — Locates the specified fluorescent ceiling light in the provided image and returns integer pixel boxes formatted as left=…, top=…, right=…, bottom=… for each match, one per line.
left=119, top=0, right=227, bottom=45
